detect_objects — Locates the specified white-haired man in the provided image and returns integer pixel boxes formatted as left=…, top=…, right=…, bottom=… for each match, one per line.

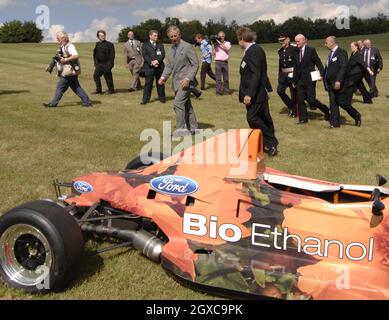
left=158, top=26, right=199, bottom=137
left=44, top=31, right=91, bottom=108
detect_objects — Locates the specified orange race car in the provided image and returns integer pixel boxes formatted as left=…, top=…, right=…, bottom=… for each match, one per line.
left=0, top=129, right=388, bottom=299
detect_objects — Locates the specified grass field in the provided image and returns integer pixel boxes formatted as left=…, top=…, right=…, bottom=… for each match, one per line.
left=0, top=32, right=388, bottom=300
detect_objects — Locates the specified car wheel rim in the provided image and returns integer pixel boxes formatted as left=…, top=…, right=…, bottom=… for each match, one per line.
left=0, top=224, right=53, bottom=287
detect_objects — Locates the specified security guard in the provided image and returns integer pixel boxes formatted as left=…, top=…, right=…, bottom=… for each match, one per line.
left=277, top=34, right=299, bottom=117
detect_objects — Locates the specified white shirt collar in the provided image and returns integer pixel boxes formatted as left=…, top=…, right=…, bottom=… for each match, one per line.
left=244, top=42, right=255, bottom=55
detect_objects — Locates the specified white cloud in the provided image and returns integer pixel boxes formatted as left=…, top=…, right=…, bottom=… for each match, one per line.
left=43, top=17, right=124, bottom=43
left=133, top=0, right=389, bottom=24
left=43, top=24, right=66, bottom=42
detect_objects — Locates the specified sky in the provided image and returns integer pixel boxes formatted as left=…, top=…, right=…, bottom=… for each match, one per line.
left=0, top=0, right=388, bottom=42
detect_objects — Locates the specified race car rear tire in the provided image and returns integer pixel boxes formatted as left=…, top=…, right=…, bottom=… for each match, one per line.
left=125, top=152, right=168, bottom=170
left=0, top=200, right=84, bottom=293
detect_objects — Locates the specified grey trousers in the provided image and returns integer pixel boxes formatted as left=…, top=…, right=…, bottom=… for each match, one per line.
left=174, top=88, right=198, bottom=133
left=215, top=60, right=230, bottom=94
left=128, top=60, right=142, bottom=90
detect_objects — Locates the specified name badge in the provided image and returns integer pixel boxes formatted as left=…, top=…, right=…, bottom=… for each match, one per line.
left=332, top=56, right=338, bottom=62
left=241, top=61, right=246, bottom=69
left=157, top=50, right=162, bottom=56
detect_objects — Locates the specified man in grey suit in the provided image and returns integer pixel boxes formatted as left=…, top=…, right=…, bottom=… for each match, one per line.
left=159, top=26, right=199, bottom=138
left=123, top=30, right=144, bottom=91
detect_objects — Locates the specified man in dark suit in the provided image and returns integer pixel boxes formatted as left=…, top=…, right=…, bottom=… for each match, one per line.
left=237, top=27, right=278, bottom=157
left=141, top=30, right=166, bottom=105
left=93, top=30, right=115, bottom=95
left=293, top=34, right=330, bottom=124
left=324, top=36, right=360, bottom=128
left=277, top=34, right=299, bottom=118
left=363, top=39, right=383, bottom=98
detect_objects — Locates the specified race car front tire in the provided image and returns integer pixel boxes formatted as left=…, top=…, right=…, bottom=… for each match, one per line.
left=0, top=200, right=84, bottom=293
left=125, top=152, right=168, bottom=170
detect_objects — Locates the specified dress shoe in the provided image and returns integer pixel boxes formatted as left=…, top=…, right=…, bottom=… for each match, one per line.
left=355, top=115, right=362, bottom=127
left=288, top=110, right=297, bottom=118
left=269, top=146, right=278, bottom=157
left=82, top=103, right=93, bottom=107
left=92, top=91, right=103, bottom=95
left=128, top=88, right=136, bottom=92
left=194, top=91, right=202, bottom=99
left=329, top=125, right=340, bottom=129
left=43, top=103, right=57, bottom=108
left=364, top=100, right=373, bottom=104
left=140, top=101, right=149, bottom=105
left=297, top=119, right=308, bottom=125
left=106, top=90, right=115, bottom=95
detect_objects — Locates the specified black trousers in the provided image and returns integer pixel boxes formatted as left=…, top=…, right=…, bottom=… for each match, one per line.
left=277, top=80, right=296, bottom=113
left=297, top=82, right=329, bottom=121
left=246, top=100, right=278, bottom=149
left=142, top=67, right=166, bottom=102
left=328, top=87, right=360, bottom=127
left=357, top=79, right=372, bottom=103
left=200, top=62, right=216, bottom=89
left=94, top=64, right=114, bottom=93
left=364, top=72, right=379, bottom=97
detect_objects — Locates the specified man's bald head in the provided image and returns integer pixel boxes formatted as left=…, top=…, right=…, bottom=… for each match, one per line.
left=364, top=39, right=372, bottom=48
left=295, top=34, right=306, bottom=48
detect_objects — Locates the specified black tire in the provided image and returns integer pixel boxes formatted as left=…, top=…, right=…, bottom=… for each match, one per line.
left=125, top=152, right=168, bottom=170
left=0, top=200, right=84, bottom=293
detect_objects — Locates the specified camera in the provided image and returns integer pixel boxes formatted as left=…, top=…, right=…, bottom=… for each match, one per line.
left=210, top=35, right=222, bottom=44
left=46, top=48, right=63, bottom=74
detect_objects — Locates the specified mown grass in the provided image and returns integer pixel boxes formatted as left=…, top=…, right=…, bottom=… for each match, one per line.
left=0, top=32, right=388, bottom=299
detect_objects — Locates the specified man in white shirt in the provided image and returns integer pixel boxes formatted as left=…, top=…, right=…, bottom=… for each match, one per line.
left=44, top=31, right=91, bottom=108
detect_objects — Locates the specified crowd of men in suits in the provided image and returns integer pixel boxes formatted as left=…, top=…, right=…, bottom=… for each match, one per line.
left=43, top=27, right=384, bottom=156
left=276, top=34, right=383, bottom=129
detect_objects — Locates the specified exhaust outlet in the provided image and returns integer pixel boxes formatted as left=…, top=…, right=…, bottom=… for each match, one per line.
left=80, top=224, right=164, bottom=263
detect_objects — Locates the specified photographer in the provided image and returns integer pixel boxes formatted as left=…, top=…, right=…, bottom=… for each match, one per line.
left=44, top=31, right=91, bottom=108
left=194, top=33, right=216, bottom=90
left=212, top=31, right=231, bottom=95
left=93, top=30, right=115, bottom=95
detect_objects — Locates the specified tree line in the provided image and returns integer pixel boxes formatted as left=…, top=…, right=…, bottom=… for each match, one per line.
left=119, top=14, right=389, bottom=44
left=1, top=14, right=388, bottom=43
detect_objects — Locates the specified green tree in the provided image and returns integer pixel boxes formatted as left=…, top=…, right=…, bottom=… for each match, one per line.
left=0, top=20, right=43, bottom=43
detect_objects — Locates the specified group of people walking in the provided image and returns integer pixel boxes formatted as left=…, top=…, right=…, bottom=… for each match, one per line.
left=276, top=34, right=383, bottom=128
left=43, top=27, right=383, bottom=157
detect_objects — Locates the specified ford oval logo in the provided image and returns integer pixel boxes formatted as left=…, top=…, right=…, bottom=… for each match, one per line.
left=150, top=175, right=199, bottom=196
left=73, top=181, right=94, bottom=194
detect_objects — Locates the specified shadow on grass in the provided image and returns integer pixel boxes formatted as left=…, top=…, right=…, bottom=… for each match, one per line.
left=65, top=244, right=132, bottom=291
left=198, top=122, right=215, bottom=129
left=59, top=100, right=102, bottom=108
left=0, top=90, right=30, bottom=95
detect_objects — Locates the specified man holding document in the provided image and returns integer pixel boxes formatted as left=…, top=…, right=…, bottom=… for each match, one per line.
left=293, top=34, right=330, bottom=124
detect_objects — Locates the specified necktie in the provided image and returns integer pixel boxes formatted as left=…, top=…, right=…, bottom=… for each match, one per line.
left=153, top=42, right=156, bottom=48
left=327, top=51, right=334, bottom=66
left=173, top=45, right=178, bottom=57
left=299, top=49, right=303, bottom=63
left=131, top=40, right=134, bottom=47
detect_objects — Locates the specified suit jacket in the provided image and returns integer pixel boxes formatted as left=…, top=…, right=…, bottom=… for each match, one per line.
left=293, top=46, right=325, bottom=86
left=142, top=41, right=165, bottom=74
left=344, top=52, right=367, bottom=87
left=239, top=44, right=270, bottom=104
left=161, top=40, right=199, bottom=92
left=324, top=47, right=348, bottom=90
left=123, top=40, right=144, bottom=66
left=362, top=47, right=383, bottom=73
left=93, top=40, right=115, bottom=68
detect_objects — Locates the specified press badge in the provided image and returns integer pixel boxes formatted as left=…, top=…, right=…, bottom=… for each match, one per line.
left=241, top=61, right=246, bottom=69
